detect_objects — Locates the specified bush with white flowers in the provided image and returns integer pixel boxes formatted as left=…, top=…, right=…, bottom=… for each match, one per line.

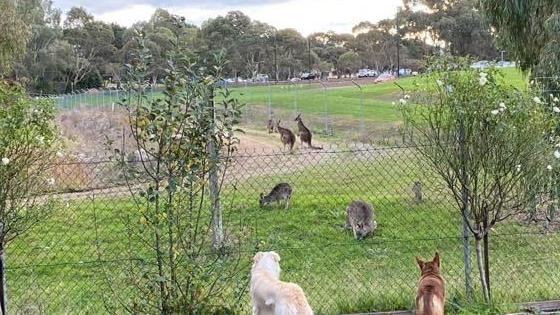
left=0, top=81, right=60, bottom=247
left=400, top=56, right=555, bottom=303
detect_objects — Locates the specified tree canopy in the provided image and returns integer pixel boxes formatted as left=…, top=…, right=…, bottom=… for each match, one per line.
left=2, top=0, right=504, bottom=93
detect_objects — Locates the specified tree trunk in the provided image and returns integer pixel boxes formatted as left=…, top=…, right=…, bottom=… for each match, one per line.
left=0, top=244, right=6, bottom=315
left=207, top=86, right=225, bottom=251
left=462, top=214, right=474, bottom=301
left=475, top=237, right=490, bottom=303
left=483, top=216, right=491, bottom=302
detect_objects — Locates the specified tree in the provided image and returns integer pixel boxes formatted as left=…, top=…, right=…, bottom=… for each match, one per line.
left=104, top=40, right=245, bottom=314
left=0, top=0, right=31, bottom=75
left=63, top=7, right=117, bottom=90
left=401, top=57, right=554, bottom=302
left=402, top=0, right=498, bottom=59
left=337, top=51, right=361, bottom=76
left=13, top=0, right=64, bottom=92
left=0, top=80, right=60, bottom=314
left=479, top=1, right=560, bottom=87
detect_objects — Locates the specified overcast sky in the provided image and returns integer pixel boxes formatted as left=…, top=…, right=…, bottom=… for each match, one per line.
left=53, top=0, right=403, bottom=35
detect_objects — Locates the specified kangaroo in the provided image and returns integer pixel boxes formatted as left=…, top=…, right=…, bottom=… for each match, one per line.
left=346, top=200, right=377, bottom=240
left=294, top=114, right=322, bottom=150
left=275, top=119, right=295, bottom=152
left=267, top=118, right=276, bottom=134
left=416, top=252, right=446, bottom=315
left=260, top=183, right=293, bottom=210
left=412, top=181, right=423, bottom=203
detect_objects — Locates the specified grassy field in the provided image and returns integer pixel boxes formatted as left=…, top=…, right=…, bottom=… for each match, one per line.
left=8, top=144, right=560, bottom=314
left=53, top=68, right=527, bottom=143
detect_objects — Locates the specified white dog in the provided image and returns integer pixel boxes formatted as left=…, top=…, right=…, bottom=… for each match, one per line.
left=250, top=251, right=314, bottom=315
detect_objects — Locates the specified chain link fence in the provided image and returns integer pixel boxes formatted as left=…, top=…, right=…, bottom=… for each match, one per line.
left=37, top=77, right=406, bottom=148
left=6, top=144, right=560, bottom=314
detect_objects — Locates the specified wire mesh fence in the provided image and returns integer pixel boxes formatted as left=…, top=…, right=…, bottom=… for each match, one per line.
left=6, top=144, right=560, bottom=314
left=39, top=77, right=406, bottom=148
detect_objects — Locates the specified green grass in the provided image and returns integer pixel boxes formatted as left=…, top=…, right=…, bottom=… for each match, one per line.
left=8, top=146, right=560, bottom=314
left=53, top=68, right=527, bottom=143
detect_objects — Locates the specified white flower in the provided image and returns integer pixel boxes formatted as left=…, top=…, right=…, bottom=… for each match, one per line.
left=399, top=98, right=407, bottom=105
left=554, top=150, right=560, bottom=159
left=446, top=85, right=454, bottom=93
left=479, top=72, right=488, bottom=78
left=36, top=136, right=45, bottom=145
left=391, top=101, right=396, bottom=105
left=479, top=77, right=488, bottom=86
left=534, top=96, right=542, bottom=104
left=1, top=157, right=9, bottom=165
left=404, top=94, right=410, bottom=100
left=554, top=106, right=560, bottom=113
left=47, top=178, right=56, bottom=186
left=497, top=103, right=506, bottom=112
left=547, top=165, right=553, bottom=171
left=530, top=80, right=535, bottom=85
left=490, top=109, right=500, bottom=115
left=436, top=79, right=443, bottom=86
left=56, top=151, right=64, bottom=158
left=550, top=94, right=555, bottom=99
left=554, top=97, right=559, bottom=103
left=516, top=164, right=522, bottom=172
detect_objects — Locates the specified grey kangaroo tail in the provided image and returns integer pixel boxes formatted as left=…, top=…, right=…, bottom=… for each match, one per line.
left=310, top=144, right=323, bottom=150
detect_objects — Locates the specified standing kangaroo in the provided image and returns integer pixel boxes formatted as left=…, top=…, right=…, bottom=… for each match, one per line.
left=294, top=114, right=322, bottom=150
left=275, top=119, right=295, bottom=152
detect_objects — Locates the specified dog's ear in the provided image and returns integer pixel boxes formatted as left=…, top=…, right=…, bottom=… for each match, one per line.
left=270, top=251, right=281, bottom=262
left=253, top=252, right=265, bottom=263
left=416, top=257, right=424, bottom=270
left=433, top=252, right=440, bottom=267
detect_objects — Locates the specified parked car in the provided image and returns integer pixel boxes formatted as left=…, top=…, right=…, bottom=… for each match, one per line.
left=398, top=68, right=412, bottom=76
left=358, top=69, right=378, bottom=78
left=300, top=73, right=316, bottom=80
left=373, top=72, right=396, bottom=83
left=254, top=74, right=269, bottom=82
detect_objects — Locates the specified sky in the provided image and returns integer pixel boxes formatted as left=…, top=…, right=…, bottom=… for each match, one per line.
left=53, top=0, right=403, bottom=35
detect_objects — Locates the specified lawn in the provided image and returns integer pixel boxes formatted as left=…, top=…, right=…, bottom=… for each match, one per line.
left=7, top=144, right=560, bottom=314
left=52, top=68, right=527, bottom=143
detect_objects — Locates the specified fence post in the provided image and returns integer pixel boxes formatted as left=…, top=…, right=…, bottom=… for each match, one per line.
left=289, top=81, right=299, bottom=116
left=458, top=115, right=474, bottom=301
left=0, top=222, right=7, bottom=315
left=243, top=81, right=250, bottom=124
left=207, top=85, right=224, bottom=251
left=351, top=80, right=365, bottom=134
left=267, top=81, right=272, bottom=117
left=319, top=82, right=330, bottom=135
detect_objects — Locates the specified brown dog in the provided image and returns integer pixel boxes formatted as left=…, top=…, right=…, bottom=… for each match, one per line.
left=416, top=252, right=445, bottom=315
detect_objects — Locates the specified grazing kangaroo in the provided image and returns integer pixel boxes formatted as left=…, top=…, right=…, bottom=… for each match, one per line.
left=294, top=114, right=322, bottom=150
left=346, top=200, right=377, bottom=240
left=260, top=183, right=293, bottom=209
left=267, top=118, right=276, bottom=134
left=416, top=252, right=446, bottom=315
left=412, top=181, right=423, bottom=203
left=275, top=119, right=295, bottom=152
